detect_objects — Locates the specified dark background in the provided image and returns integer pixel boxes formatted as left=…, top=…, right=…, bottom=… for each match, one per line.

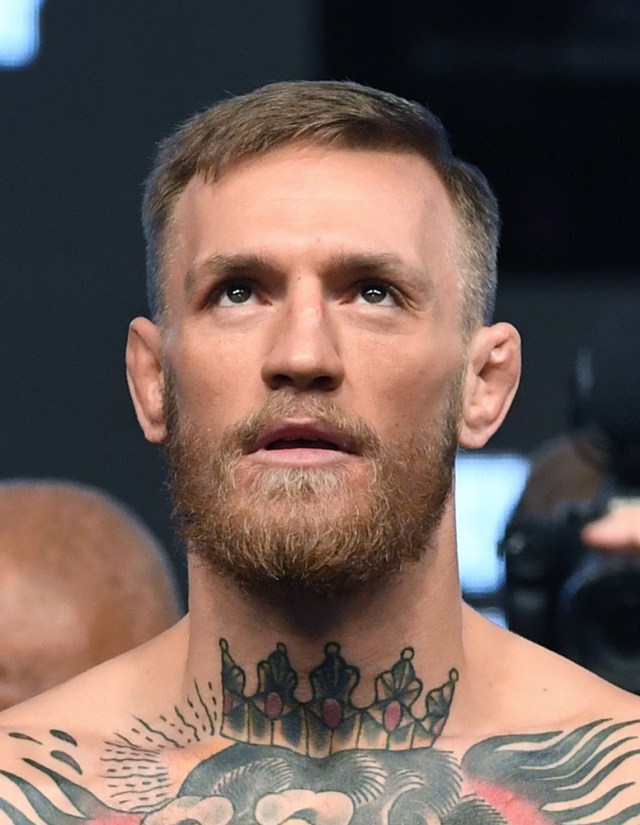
left=2, top=1, right=638, bottom=586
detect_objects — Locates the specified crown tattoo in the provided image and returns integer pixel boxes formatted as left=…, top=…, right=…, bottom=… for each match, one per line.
left=220, top=638, right=457, bottom=757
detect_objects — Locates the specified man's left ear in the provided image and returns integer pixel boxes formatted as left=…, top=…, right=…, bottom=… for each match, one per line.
left=458, top=322, right=521, bottom=449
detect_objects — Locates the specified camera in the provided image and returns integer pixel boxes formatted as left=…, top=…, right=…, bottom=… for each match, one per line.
left=501, top=297, right=640, bottom=692
left=502, top=489, right=640, bottom=694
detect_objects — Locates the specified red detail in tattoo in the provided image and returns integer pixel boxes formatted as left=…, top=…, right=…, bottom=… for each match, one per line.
left=223, top=691, right=234, bottom=715
left=432, top=717, right=445, bottom=737
left=265, top=691, right=283, bottom=720
left=383, top=700, right=402, bottom=732
left=473, top=780, right=551, bottom=825
left=321, top=698, right=342, bottom=729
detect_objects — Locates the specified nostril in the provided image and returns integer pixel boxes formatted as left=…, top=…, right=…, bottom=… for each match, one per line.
left=271, top=373, right=295, bottom=385
left=268, top=373, right=337, bottom=391
left=309, top=374, right=336, bottom=391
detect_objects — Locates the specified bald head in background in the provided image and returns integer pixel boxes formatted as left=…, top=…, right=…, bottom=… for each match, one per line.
left=0, top=480, right=183, bottom=710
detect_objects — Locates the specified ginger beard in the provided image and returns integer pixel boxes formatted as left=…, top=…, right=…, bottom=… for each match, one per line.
left=163, top=378, right=463, bottom=596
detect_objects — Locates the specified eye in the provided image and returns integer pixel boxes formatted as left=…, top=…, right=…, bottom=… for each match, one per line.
left=357, top=282, right=395, bottom=305
left=217, top=281, right=255, bottom=306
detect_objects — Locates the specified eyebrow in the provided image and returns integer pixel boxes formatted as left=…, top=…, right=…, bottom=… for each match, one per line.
left=184, top=253, right=280, bottom=296
left=324, top=252, right=434, bottom=295
left=184, top=251, right=434, bottom=297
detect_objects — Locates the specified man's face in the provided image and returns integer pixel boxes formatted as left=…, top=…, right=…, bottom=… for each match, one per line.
left=156, top=144, right=469, bottom=594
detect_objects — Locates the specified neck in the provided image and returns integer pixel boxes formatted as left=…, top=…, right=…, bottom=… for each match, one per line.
left=181, top=506, right=469, bottom=754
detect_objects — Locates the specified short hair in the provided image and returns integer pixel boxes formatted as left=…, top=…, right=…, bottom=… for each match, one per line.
left=142, top=80, right=499, bottom=333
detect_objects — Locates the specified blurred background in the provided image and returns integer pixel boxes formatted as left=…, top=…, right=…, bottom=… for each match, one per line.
left=1, top=1, right=638, bottom=602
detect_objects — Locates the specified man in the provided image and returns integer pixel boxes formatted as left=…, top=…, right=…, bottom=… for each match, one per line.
left=0, top=480, right=182, bottom=710
left=0, top=80, right=639, bottom=824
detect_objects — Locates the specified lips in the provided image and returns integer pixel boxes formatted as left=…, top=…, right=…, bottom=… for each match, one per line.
left=247, top=421, right=357, bottom=455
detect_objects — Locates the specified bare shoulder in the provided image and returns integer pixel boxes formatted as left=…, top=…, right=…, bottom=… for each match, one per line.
left=441, top=609, right=640, bottom=819
left=0, top=621, right=191, bottom=824
left=449, top=714, right=640, bottom=823
left=463, top=604, right=640, bottom=720
left=0, top=722, right=96, bottom=824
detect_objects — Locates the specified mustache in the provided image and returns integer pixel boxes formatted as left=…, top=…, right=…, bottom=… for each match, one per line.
left=220, top=392, right=382, bottom=458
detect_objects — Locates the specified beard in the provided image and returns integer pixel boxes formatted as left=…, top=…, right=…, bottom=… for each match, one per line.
left=164, top=379, right=462, bottom=597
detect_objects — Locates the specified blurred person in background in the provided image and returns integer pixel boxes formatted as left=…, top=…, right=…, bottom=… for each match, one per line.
left=0, top=479, right=183, bottom=710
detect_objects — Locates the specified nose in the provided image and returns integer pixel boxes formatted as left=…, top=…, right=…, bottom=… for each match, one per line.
left=261, top=285, right=345, bottom=392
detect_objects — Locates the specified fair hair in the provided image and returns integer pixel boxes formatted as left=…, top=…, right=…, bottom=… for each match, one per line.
left=142, top=80, right=500, bottom=333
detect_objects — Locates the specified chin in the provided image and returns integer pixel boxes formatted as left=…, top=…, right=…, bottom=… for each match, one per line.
left=187, top=484, right=430, bottom=599
left=239, top=462, right=363, bottom=501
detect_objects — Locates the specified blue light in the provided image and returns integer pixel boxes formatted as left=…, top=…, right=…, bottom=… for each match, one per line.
left=455, top=452, right=530, bottom=595
left=0, top=0, right=45, bottom=68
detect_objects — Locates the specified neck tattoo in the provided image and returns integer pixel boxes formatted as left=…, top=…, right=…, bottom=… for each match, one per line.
left=220, top=638, right=458, bottom=756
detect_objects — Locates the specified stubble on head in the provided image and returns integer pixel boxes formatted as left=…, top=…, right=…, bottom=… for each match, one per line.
left=163, top=377, right=463, bottom=598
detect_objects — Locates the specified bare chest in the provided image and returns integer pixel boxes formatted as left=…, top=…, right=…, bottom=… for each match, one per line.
left=2, top=720, right=640, bottom=825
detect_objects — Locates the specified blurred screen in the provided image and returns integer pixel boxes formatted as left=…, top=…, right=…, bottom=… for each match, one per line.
left=455, top=452, right=530, bottom=596
left=0, top=0, right=44, bottom=67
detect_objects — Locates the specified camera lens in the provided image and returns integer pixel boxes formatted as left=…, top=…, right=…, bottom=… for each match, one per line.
left=558, top=553, right=640, bottom=694
left=595, top=593, right=640, bottom=657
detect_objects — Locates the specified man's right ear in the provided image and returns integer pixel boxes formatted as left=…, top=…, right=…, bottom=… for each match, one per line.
left=126, top=317, right=167, bottom=444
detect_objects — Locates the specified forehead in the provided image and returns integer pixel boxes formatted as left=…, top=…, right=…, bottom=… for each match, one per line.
left=166, top=144, right=461, bottom=306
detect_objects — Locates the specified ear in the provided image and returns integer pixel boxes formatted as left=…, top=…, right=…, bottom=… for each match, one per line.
left=458, top=322, right=521, bottom=449
left=126, top=317, right=167, bottom=444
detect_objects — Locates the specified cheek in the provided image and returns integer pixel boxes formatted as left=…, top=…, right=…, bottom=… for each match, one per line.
left=353, top=347, right=456, bottom=434
left=170, top=332, right=260, bottom=427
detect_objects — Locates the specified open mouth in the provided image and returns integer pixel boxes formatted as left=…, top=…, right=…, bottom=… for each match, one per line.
left=248, top=421, right=357, bottom=456
left=265, top=438, right=341, bottom=451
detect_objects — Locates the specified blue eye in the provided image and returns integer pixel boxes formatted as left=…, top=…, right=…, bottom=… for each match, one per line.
left=359, top=283, right=391, bottom=304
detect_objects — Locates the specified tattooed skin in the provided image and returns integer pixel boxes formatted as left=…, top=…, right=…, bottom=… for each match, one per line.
left=1, top=640, right=640, bottom=825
